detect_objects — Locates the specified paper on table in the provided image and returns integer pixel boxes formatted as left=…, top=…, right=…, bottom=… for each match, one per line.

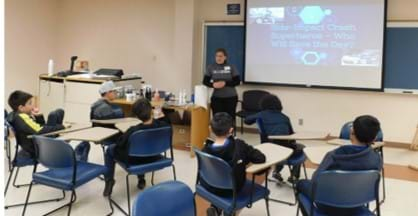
left=194, top=85, right=208, bottom=109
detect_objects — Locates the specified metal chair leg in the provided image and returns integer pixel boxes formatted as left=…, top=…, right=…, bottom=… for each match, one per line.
left=5, top=190, right=65, bottom=209
left=265, top=198, right=271, bottom=216
left=13, top=167, right=31, bottom=188
left=172, top=165, right=177, bottom=180
left=241, top=118, right=244, bottom=134
left=21, top=181, right=34, bottom=216
left=108, top=175, right=130, bottom=216
left=4, top=166, right=15, bottom=196
left=268, top=165, right=299, bottom=206
left=42, top=190, right=76, bottom=216
left=126, top=175, right=131, bottom=216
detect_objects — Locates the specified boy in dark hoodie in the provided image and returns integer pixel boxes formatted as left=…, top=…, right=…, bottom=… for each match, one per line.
left=7, top=90, right=90, bottom=160
left=297, top=115, right=383, bottom=216
left=201, top=112, right=266, bottom=215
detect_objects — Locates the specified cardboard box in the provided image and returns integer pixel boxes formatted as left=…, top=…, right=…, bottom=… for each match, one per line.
left=172, top=124, right=191, bottom=149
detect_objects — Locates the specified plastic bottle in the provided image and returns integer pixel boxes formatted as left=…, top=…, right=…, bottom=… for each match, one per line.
left=48, top=59, right=54, bottom=76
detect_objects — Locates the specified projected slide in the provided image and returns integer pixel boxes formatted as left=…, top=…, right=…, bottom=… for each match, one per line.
left=245, top=0, right=386, bottom=89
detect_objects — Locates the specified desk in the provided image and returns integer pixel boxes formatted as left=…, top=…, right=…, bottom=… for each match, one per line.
left=409, top=164, right=418, bottom=171
left=246, top=143, right=293, bottom=174
left=91, top=117, right=140, bottom=125
left=28, top=123, right=92, bottom=138
left=59, top=127, right=119, bottom=143
left=269, top=131, right=329, bottom=141
left=115, top=121, right=142, bottom=133
left=327, top=138, right=385, bottom=148
left=304, top=141, right=385, bottom=165
left=111, top=98, right=210, bottom=157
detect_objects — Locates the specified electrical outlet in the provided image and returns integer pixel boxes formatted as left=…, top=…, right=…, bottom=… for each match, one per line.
left=298, top=118, right=304, bottom=126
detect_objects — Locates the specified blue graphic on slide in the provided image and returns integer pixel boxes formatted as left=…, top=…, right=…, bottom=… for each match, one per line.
left=301, top=51, right=321, bottom=65
left=299, top=6, right=330, bottom=25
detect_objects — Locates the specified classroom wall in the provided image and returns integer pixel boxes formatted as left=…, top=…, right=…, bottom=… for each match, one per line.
left=5, top=0, right=58, bottom=108
left=54, top=0, right=194, bottom=94
left=192, top=0, right=418, bottom=143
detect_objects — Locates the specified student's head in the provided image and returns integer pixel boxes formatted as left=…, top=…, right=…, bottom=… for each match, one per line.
left=260, top=94, right=283, bottom=111
left=132, top=98, right=153, bottom=122
left=210, top=112, right=234, bottom=138
left=215, top=48, right=228, bottom=65
left=8, top=90, right=35, bottom=113
left=99, top=81, right=117, bottom=100
left=350, top=115, right=381, bottom=145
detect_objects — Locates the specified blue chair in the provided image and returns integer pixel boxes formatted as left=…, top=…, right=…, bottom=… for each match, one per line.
left=22, top=136, right=112, bottom=216
left=110, top=126, right=176, bottom=216
left=4, top=123, right=66, bottom=209
left=194, top=149, right=270, bottom=216
left=339, top=121, right=386, bottom=204
left=132, top=181, right=195, bottom=216
left=297, top=170, right=381, bottom=216
left=256, top=118, right=308, bottom=206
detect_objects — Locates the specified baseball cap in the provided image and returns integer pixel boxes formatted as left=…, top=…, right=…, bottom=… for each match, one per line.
left=99, top=81, right=117, bottom=94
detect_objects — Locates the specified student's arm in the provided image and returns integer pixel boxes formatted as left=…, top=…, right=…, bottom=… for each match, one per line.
left=244, top=113, right=259, bottom=125
left=287, top=117, right=295, bottom=135
left=93, top=105, right=122, bottom=120
left=245, top=143, right=266, bottom=164
left=16, top=113, right=64, bottom=135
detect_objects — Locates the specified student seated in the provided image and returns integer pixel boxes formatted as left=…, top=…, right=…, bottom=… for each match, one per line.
left=90, top=81, right=124, bottom=121
left=7, top=90, right=90, bottom=160
left=103, top=98, right=170, bottom=196
left=297, top=115, right=383, bottom=216
left=201, top=112, right=266, bottom=215
left=245, top=94, right=304, bottom=183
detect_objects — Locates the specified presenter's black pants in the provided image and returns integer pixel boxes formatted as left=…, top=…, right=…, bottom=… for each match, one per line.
left=210, top=96, right=238, bottom=119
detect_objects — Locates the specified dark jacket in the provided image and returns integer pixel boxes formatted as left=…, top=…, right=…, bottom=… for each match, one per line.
left=114, top=119, right=170, bottom=164
left=313, top=145, right=383, bottom=181
left=90, top=99, right=124, bottom=120
left=203, top=63, right=240, bottom=98
left=245, top=110, right=294, bottom=136
left=7, top=111, right=64, bottom=156
left=201, top=137, right=266, bottom=196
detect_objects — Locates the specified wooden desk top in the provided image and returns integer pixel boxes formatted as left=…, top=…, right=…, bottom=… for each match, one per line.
left=409, top=164, right=418, bottom=171
left=91, top=117, right=140, bottom=125
left=269, top=131, right=330, bottom=141
left=246, top=143, right=293, bottom=174
left=59, top=127, right=119, bottom=143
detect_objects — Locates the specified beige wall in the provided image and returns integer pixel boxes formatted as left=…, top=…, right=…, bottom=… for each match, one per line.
left=5, top=0, right=57, bottom=108
left=192, top=0, right=418, bottom=143
left=55, top=0, right=194, bottom=94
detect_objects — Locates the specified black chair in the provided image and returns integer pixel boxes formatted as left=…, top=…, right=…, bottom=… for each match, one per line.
left=236, top=90, right=270, bottom=134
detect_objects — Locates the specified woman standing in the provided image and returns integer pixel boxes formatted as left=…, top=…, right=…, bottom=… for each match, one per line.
left=203, top=48, right=241, bottom=119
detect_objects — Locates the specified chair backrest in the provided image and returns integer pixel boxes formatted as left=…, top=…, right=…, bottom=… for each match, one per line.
left=133, top=181, right=195, bottom=216
left=313, top=170, right=380, bottom=208
left=194, top=149, right=234, bottom=190
left=33, top=136, right=75, bottom=169
left=242, top=90, right=270, bottom=112
left=128, top=126, right=172, bottom=157
left=340, top=121, right=384, bottom=142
